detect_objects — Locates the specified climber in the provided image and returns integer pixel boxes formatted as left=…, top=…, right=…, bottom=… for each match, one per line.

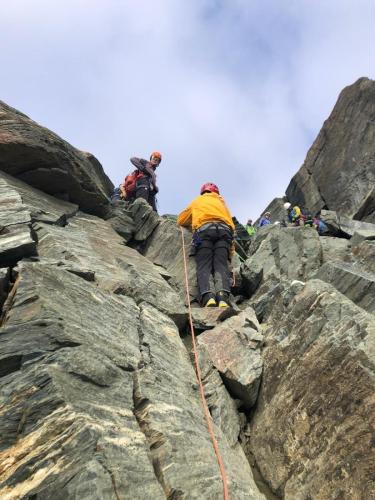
left=291, top=206, right=303, bottom=226
left=257, top=211, right=271, bottom=227
left=177, top=183, right=235, bottom=308
left=110, top=182, right=127, bottom=206
left=126, top=151, right=162, bottom=211
left=245, top=219, right=256, bottom=237
left=313, top=216, right=328, bottom=235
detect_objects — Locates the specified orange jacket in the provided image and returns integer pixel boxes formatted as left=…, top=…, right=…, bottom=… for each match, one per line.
left=177, top=192, right=235, bottom=231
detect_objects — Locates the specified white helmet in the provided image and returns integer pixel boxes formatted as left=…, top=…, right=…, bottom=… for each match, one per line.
left=283, top=202, right=291, bottom=209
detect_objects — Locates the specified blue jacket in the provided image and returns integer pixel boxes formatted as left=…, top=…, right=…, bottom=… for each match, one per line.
left=257, top=217, right=271, bottom=227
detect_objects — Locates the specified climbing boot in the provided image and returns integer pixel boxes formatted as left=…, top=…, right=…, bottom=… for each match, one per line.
left=216, top=291, right=230, bottom=308
left=202, top=292, right=217, bottom=308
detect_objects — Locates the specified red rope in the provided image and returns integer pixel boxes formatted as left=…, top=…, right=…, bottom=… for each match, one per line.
left=179, top=227, right=230, bottom=500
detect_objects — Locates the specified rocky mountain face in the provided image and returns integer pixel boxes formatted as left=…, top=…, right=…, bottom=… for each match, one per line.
left=0, top=80, right=374, bottom=500
left=285, top=77, right=375, bottom=222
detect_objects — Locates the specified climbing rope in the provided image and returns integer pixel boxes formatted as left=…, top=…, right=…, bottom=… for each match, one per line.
left=179, top=227, right=230, bottom=500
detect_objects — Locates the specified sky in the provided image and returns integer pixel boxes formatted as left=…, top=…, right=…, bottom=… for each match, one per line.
left=1, top=0, right=374, bottom=222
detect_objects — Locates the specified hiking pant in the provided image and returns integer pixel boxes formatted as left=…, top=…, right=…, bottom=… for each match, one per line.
left=135, top=177, right=157, bottom=212
left=194, top=224, right=233, bottom=299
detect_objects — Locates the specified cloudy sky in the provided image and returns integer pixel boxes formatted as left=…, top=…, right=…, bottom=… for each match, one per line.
left=1, top=0, right=374, bottom=221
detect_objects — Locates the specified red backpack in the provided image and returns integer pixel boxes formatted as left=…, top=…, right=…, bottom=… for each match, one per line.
left=123, top=170, right=143, bottom=198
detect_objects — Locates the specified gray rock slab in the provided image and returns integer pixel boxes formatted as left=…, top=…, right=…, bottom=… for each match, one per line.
left=198, top=309, right=264, bottom=409
left=104, top=204, right=135, bottom=242
left=0, top=262, right=141, bottom=375
left=198, top=344, right=241, bottom=448
left=350, top=228, right=375, bottom=247
left=134, top=302, right=264, bottom=499
left=0, top=350, right=165, bottom=499
left=321, top=209, right=375, bottom=237
left=278, top=226, right=322, bottom=280
left=351, top=239, right=375, bottom=273
left=314, top=261, right=375, bottom=313
left=130, top=198, right=160, bottom=241
left=0, top=226, right=37, bottom=267
left=34, top=213, right=187, bottom=327
left=241, top=226, right=322, bottom=297
left=0, top=100, right=112, bottom=215
left=0, top=171, right=78, bottom=225
left=143, top=218, right=198, bottom=302
left=320, top=235, right=350, bottom=264
left=249, top=279, right=375, bottom=499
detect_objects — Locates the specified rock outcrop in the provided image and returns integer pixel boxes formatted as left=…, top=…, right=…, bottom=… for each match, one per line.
left=285, top=77, right=375, bottom=222
left=238, top=205, right=375, bottom=498
left=248, top=279, right=375, bottom=499
left=0, top=101, right=113, bottom=215
left=1, top=80, right=375, bottom=500
left=0, top=172, right=264, bottom=499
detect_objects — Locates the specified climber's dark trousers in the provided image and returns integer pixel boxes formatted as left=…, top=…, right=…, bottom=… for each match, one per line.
left=195, top=225, right=232, bottom=299
left=135, top=179, right=157, bottom=212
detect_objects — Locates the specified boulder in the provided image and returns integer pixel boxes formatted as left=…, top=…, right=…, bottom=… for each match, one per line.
left=0, top=100, right=113, bottom=215
left=249, top=279, right=375, bottom=499
left=286, top=77, right=375, bottom=221
left=198, top=308, right=263, bottom=409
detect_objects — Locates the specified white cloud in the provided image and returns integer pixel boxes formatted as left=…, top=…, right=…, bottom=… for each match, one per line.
left=1, top=0, right=374, bottom=222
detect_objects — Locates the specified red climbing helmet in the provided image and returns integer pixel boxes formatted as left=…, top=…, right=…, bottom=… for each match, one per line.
left=200, top=182, right=220, bottom=195
left=150, top=151, right=162, bottom=162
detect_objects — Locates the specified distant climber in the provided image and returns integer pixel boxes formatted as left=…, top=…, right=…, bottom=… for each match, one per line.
left=285, top=203, right=304, bottom=226
left=313, top=217, right=328, bottom=235
left=284, top=202, right=328, bottom=235
left=177, top=183, right=235, bottom=308
left=257, top=211, right=271, bottom=227
left=110, top=183, right=127, bottom=206
left=245, top=219, right=256, bottom=236
left=124, top=151, right=162, bottom=211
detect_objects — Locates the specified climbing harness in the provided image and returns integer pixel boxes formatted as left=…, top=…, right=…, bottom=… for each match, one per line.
left=180, top=227, right=230, bottom=500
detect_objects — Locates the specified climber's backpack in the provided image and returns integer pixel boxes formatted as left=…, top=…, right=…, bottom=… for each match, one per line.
left=123, top=170, right=143, bottom=198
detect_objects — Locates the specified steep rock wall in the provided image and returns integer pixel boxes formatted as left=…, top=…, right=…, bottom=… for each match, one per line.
left=284, top=78, right=375, bottom=222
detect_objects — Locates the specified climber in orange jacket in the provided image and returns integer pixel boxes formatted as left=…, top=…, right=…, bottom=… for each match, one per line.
left=177, top=183, right=235, bottom=308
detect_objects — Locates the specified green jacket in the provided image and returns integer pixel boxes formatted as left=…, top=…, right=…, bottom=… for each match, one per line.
left=246, top=224, right=256, bottom=236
